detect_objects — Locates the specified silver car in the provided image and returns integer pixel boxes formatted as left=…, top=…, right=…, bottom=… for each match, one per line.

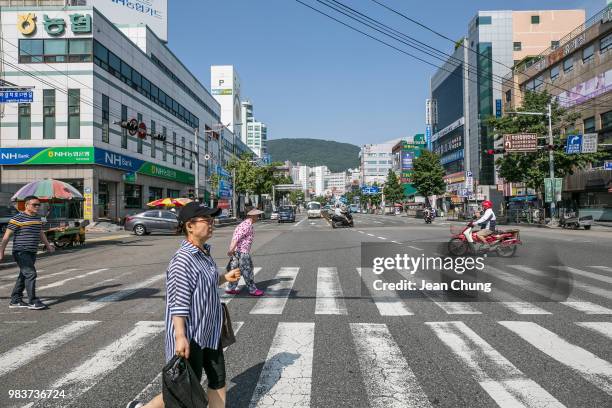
left=124, top=210, right=179, bottom=236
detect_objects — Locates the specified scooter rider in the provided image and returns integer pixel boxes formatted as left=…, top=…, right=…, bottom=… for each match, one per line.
left=474, top=200, right=496, bottom=243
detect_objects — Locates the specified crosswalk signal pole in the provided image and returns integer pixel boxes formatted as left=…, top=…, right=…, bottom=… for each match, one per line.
left=194, top=127, right=199, bottom=202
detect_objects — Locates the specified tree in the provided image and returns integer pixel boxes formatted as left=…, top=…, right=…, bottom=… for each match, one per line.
left=487, top=91, right=606, bottom=194
left=209, top=173, right=220, bottom=201
left=288, top=190, right=305, bottom=205
left=313, top=196, right=327, bottom=205
left=383, top=169, right=403, bottom=205
left=412, top=150, right=446, bottom=203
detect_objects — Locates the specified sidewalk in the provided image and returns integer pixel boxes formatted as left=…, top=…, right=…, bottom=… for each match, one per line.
left=0, top=231, right=131, bottom=270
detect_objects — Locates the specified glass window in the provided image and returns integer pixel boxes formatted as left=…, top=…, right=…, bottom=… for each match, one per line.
left=18, top=103, right=31, bottom=140
left=513, top=42, right=522, bottom=51
left=108, top=52, right=121, bottom=78
left=478, top=16, right=491, bottom=25
left=601, top=111, right=612, bottom=128
left=563, top=57, right=573, bottom=72
left=131, top=70, right=141, bottom=91
left=121, top=104, right=128, bottom=149
left=583, top=44, right=595, bottom=62
left=150, top=84, right=159, bottom=102
left=550, top=64, right=560, bottom=80
left=121, top=61, right=132, bottom=85
left=158, top=89, right=166, bottom=108
left=101, top=94, right=109, bottom=143
left=141, top=77, right=150, bottom=97
left=68, top=89, right=80, bottom=139
left=167, top=189, right=180, bottom=198
left=44, top=39, right=67, bottom=55
left=19, top=39, right=43, bottom=63
left=551, top=40, right=560, bottom=49
left=601, top=33, right=612, bottom=53
left=534, top=75, right=544, bottom=90
left=584, top=117, right=596, bottom=133
left=43, top=89, right=55, bottom=140
left=125, top=184, right=142, bottom=209
left=144, top=210, right=159, bottom=218
left=531, top=15, right=540, bottom=24
left=161, top=211, right=177, bottom=220
left=137, top=113, right=143, bottom=153
left=148, top=187, right=163, bottom=202
left=505, top=89, right=512, bottom=102
left=69, top=38, right=92, bottom=55
left=93, top=40, right=108, bottom=68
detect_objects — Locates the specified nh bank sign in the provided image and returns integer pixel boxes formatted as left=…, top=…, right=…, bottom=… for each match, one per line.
left=17, top=12, right=92, bottom=36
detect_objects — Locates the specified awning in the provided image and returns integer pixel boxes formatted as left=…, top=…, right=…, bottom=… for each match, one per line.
left=509, top=195, right=537, bottom=202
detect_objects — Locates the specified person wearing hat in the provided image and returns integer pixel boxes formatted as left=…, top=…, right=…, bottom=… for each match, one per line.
left=127, top=202, right=241, bottom=408
left=225, top=208, right=265, bottom=296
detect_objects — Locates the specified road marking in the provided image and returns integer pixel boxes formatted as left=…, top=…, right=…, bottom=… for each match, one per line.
left=590, top=266, right=612, bottom=273
left=427, top=321, right=565, bottom=408
left=133, top=321, right=245, bottom=402
left=500, top=321, right=612, bottom=395
left=86, top=234, right=131, bottom=243
left=575, top=322, right=612, bottom=340
left=61, top=274, right=164, bottom=314
left=408, top=245, right=424, bottom=251
left=426, top=295, right=482, bottom=315
left=560, top=301, right=612, bottom=315
left=486, top=287, right=551, bottom=315
left=249, top=322, right=314, bottom=407
left=315, top=267, right=347, bottom=315
left=551, top=266, right=612, bottom=285
left=358, top=231, right=365, bottom=234
left=37, top=268, right=109, bottom=290
left=510, top=265, right=612, bottom=300
left=0, top=320, right=100, bottom=378
left=392, top=241, right=401, bottom=244
left=357, top=268, right=413, bottom=316
left=0, top=269, right=78, bottom=290
left=377, top=236, right=387, bottom=240
left=351, top=323, right=432, bottom=408
left=250, top=267, right=299, bottom=315
left=221, top=267, right=263, bottom=303
left=367, top=233, right=374, bottom=237
left=26, top=321, right=164, bottom=407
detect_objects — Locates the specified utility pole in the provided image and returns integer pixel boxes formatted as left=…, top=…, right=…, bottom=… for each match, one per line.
left=194, top=127, right=199, bottom=201
left=547, top=102, right=556, bottom=219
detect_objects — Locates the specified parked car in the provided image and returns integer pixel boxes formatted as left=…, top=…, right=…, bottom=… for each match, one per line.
left=278, top=206, right=296, bottom=223
left=0, top=205, right=18, bottom=233
left=349, top=204, right=359, bottom=214
left=124, top=209, right=179, bottom=236
left=306, top=201, right=322, bottom=218
left=270, top=211, right=279, bottom=220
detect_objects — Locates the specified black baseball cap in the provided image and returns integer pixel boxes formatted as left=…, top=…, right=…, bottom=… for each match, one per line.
left=178, top=202, right=221, bottom=222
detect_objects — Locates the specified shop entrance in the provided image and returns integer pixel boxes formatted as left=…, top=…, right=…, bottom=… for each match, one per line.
left=98, top=181, right=118, bottom=220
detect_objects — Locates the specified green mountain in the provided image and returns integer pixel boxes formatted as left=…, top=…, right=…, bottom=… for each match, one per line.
left=267, top=138, right=360, bottom=172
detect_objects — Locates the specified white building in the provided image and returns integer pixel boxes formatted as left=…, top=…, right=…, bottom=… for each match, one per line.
left=312, top=166, right=329, bottom=197
left=240, top=100, right=253, bottom=145
left=246, top=121, right=267, bottom=158
left=359, top=138, right=401, bottom=186
left=0, top=5, right=224, bottom=221
left=325, top=171, right=349, bottom=196
left=211, top=65, right=241, bottom=141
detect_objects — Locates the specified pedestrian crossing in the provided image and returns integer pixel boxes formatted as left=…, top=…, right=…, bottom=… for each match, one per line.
left=1, top=318, right=611, bottom=407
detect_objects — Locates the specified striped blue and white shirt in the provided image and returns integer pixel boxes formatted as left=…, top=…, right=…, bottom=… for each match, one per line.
left=7, top=212, right=43, bottom=253
left=165, top=240, right=222, bottom=362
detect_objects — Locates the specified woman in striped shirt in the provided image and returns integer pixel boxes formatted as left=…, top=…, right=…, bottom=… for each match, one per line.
left=128, top=202, right=240, bottom=408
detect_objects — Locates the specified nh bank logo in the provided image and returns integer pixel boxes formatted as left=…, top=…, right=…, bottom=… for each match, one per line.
left=17, top=12, right=92, bottom=36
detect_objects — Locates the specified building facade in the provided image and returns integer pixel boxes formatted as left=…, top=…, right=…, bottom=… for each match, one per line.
left=325, top=171, right=349, bottom=196
left=503, top=5, right=612, bottom=220
left=246, top=121, right=267, bottom=158
left=0, top=6, right=225, bottom=221
left=359, top=138, right=401, bottom=186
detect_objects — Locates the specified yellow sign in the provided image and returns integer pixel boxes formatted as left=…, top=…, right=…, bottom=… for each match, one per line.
left=17, top=13, right=37, bottom=35
left=84, top=193, right=93, bottom=221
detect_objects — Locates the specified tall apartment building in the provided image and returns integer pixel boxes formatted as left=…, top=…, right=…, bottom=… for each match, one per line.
left=359, top=138, right=401, bottom=186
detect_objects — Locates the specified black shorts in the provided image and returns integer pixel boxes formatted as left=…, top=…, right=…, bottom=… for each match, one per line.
left=188, top=340, right=226, bottom=390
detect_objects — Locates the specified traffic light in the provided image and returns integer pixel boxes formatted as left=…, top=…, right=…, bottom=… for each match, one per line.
left=152, top=132, right=167, bottom=142
left=483, top=148, right=505, bottom=155
left=188, top=188, right=195, bottom=199
left=115, top=119, right=139, bottom=135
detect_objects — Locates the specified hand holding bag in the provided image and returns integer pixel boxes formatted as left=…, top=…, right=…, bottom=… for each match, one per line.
left=220, top=303, right=236, bottom=348
left=162, top=355, right=208, bottom=408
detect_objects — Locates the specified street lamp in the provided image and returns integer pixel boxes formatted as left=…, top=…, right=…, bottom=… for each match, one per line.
left=505, top=102, right=556, bottom=218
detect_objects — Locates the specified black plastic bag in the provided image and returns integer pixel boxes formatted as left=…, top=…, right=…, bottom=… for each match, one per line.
left=162, top=355, right=208, bottom=408
left=221, top=303, right=236, bottom=348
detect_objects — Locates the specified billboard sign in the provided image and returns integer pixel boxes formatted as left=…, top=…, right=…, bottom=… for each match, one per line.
left=0, top=90, right=33, bottom=103
left=0, top=147, right=94, bottom=164
left=503, top=133, right=538, bottom=152
left=86, top=0, right=167, bottom=42
left=557, top=69, right=612, bottom=108
left=401, top=151, right=414, bottom=171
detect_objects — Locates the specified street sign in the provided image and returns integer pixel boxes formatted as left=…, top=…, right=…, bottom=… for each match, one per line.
left=495, top=99, right=502, bottom=118
left=581, top=133, right=598, bottom=153
left=565, top=134, right=582, bottom=154
left=605, top=161, right=612, bottom=170
left=0, top=90, right=33, bottom=103
left=128, top=118, right=139, bottom=136
left=503, top=133, right=538, bottom=152
left=137, top=122, right=147, bottom=139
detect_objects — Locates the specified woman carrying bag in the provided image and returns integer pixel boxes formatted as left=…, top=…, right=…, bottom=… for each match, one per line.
left=127, top=202, right=241, bottom=408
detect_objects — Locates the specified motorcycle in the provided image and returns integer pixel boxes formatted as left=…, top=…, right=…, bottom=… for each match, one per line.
left=559, top=212, right=593, bottom=230
left=424, top=212, right=434, bottom=224
left=331, top=213, right=354, bottom=228
left=447, top=222, right=521, bottom=257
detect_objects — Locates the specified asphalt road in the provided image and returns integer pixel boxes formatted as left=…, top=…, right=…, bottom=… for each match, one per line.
left=0, top=213, right=610, bottom=407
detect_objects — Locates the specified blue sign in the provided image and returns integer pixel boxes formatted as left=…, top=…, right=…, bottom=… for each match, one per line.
left=0, top=90, right=33, bottom=103
left=0, top=148, right=46, bottom=164
left=425, top=125, right=432, bottom=150
left=361, top=186, right=380, bottom=195
left=216, top=165, right=231, bottom=178
left=605, top=161, right=612, bottom=170
left=95, top=148, right=143, bottom=172
left=565, top=134, right=582, bottom=154
left=495, top=99, right=502, bottom=118
left=440, top=149, right=464, bottom=165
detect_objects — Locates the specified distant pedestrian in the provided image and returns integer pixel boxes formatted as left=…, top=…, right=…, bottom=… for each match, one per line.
left=225, top=208, right=265, bottom=297
left=126, top=202, right=241, bottom=408
left=0, top=196, right=55, bottom=310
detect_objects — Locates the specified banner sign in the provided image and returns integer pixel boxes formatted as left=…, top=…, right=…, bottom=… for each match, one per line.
left=83, top=193, right=93, bottom=220
left=544, top=177, right=563, bottom=203
left=0, top=90, right=33, bottom=103
left=0, top=147, right=94, bottom=164
left=557, top=69, right=612, bottom=108
left=401, top=151, right=414, bottom=171
left=503, top=133, right=538, bottom=152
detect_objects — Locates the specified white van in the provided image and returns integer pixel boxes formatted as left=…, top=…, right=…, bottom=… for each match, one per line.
left=306, top=201, right=322, bottom=218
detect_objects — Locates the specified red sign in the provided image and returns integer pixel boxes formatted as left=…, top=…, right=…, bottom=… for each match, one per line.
left=217, top=199, right=230, bottom=209
left=138, top=122, right=147, bottom=139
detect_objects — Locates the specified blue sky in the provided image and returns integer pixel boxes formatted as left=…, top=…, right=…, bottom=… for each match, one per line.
left=168, top=0, right=605, bottom=146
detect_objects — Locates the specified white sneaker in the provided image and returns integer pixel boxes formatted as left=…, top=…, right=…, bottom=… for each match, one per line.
left=125, top=401, right=144, bottom=408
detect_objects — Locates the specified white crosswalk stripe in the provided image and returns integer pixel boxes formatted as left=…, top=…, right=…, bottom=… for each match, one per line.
left=250, top=267, right=299, bottom=315
left=575, top=322, right=612, bottom=340
left=0, top=320, right=100, bottom=377
left=590, top=266, right=612, bottom=273
left=38, top=268, right=109, bottom=290
left=357, top=267, right=414, bottom=316
left=500, top=321, right=612, bottom=395
left=249, top=322, right=315, bottom=407
left=61, top=273, right=164, bottom=314
left=552, top=266, right=612, bottom=285
left=315, top=267, right=347, bottom=315
left=351, top=323, right=432, bottom=407
left=0, top=269, right=76, bottom=290
left=27, top=321, right=164, bottom=407
left=427, top=321, right=566, bottom=408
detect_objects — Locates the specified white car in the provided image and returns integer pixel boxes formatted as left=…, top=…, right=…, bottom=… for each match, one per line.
left=306, top=201, right=322, bottom=218
left=270, top=211, right=279, bottom=220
